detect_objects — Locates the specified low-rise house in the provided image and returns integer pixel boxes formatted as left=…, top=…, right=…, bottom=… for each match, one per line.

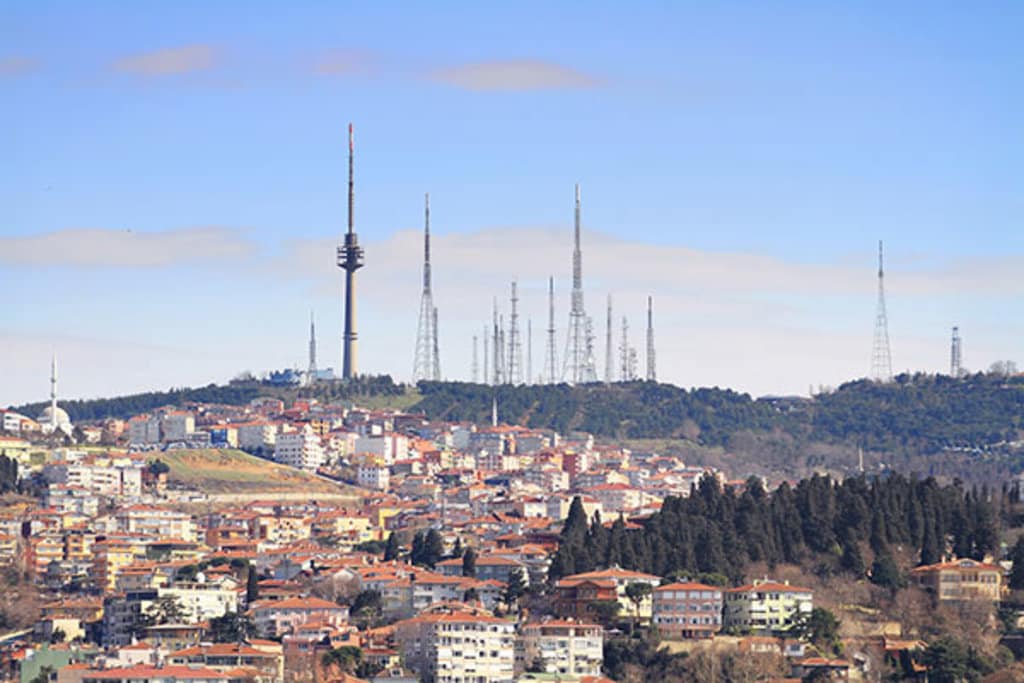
left=652, top=582, right=723, bottom=639
left=250, top=597, right=348, bottom=638
left=554, top=568, right=661, bottom=621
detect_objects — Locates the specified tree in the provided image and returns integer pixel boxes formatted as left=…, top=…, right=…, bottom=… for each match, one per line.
left=1009, top=536, right=1024, bottom=590
left=870, top=552, right=905, bottom=593
left=321, top=646, right=362, bottom=675
left=462, top=588, right=479, bottom=604
left=501, top=567, right=527, bottom=613
left=383, top=532, right=401, bottom=562
left=29, top=666, right=55, bottom=683
left=207, top=611, right=255, bottom=642
left=462, top=547, right=477, bottom=578
left=922, top=637, right=970, bottom=683
left=245, top=566, right=259, bottom=605
left=147, top=459, right=170, bottom=476
left=793, top=608, right=842, bottom=655
left=350, top=589, right=382, bottom=628
left=624, top=582, right=653, bottom=633
left=49, top=628, right=66, bottom=644
left=588, top=600, right=621, bottom=627
left=142, top=595, right=187, bottom=627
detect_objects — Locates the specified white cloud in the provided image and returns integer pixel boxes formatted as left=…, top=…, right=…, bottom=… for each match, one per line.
left=112, top=45, right=217, bottom=76
left=427, top=59, right=602, bottom=92
left=0, top=227, right=256, bottom=267
left=0, top=56, right=38, bottom=77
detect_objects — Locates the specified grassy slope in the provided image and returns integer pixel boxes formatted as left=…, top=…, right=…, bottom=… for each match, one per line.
left=157, top=448, right=345, bottom=494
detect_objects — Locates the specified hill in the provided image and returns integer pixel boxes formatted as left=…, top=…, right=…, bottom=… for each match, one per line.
left=153, top=448, right=351, bottom=496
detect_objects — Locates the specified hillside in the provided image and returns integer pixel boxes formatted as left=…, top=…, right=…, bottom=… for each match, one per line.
left=153, top=448, right=351, bottom=495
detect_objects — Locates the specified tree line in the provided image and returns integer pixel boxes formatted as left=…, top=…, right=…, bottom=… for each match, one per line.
left=548, top=473, right=1002, bottom=583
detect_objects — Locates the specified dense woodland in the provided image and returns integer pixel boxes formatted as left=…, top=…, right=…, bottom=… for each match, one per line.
left=10, top=372, right=1022, bottom=456
left=548, top=473, right=1008, bottom=583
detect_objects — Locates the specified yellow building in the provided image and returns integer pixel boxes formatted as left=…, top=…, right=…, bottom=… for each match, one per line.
left=91, top=539, right=140, bottom=592
left=910, top=558, right=1004, bottom=601
left=724, top=579, right=813, bottom=634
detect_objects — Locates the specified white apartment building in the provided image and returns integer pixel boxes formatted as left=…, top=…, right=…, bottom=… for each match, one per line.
left=42, top=460, right=144, bottom=497
left=116, top=505, right=197, bottom=542
left=515, top=620, right=603, bottom=677
left=394, top=610, right=516, bottom=683
left=273, top=427, right=325, bottom=471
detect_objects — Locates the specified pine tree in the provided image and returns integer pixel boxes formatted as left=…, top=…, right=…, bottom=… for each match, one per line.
left=383, top=532, right=400, bottom=562
left=1009, top=536, right=1024, bottom=590
left=462, top=547, right=477, bottom=578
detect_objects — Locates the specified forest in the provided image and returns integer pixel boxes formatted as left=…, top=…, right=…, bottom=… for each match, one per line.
left=547, top=473, right=1008, bottom=584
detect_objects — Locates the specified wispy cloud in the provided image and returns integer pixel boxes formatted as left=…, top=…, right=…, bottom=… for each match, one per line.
left=0, top=56, right=39, bottom=77
left=0, top=227, right=256, bottom=267
left=112, top=44, right=217, bottom=77
left=427, top=59, right=603, bottom=92
left=312, top=50, right=377, bottom=76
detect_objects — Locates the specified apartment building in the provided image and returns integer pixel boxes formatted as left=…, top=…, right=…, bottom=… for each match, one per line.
left=652, top=581, right=723, bottom=638
left=723, top=579, right=813, bottom=634
left=250, top=597, right=349, bottom=638
left=515, top=620, right=603, bottom=677
left=394, top=610, right=516, bottom=683
left=273, top=427, right=325, bottom=471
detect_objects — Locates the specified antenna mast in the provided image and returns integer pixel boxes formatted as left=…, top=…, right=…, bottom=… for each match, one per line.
left=472, top=335, right=479, bottom=383
left=413, top=193, right=438, bottom=381
left=604, top=294, right=614, bottom=383
left=545, top=277, right=558, bottom=384
left=562, top=184, right=598, bottom=383
left=870, top=240, right=893, bottom=382
left=950, top=326, right=963, bottom=378
left=508, top=281, right=522, bottom=384
left=646, top=296, right=656, bottom=381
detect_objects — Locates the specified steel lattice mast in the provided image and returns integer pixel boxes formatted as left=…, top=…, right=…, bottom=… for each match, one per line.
left=870, top=240, right=893, bottom=382
left=646, top=296, right=656, bottom=381
left=472, top=334, right=479, bottom=383
left=308, top=311, right=318, bottom=383
left=413, top=194, right=437, bottom=381
left=604, top=294, right=614, bottom=383
left=508, top=281, right=522, bottom=384
left=338, top=123, right=364, bottom=380
left=545, top=277, right=558, bottom=384
left=562, top=184, right=598, bottom=383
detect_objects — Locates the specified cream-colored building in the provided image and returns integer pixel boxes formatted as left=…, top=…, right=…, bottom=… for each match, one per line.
left=910, top=558, right=1004, bottom=601
left=394, top=610, right=516, bottom=683
left=723, top=579, right=813, bottom=634
left=274, top=427, right=325, bottom=471
left=515, top=620, right=603, bottom=677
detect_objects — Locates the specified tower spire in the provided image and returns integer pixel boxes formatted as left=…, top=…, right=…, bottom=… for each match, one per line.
left=308, top=311, right=318, bottom=382
left=50, top=353, right=58, bottom=431
left=414, top=193, right=438, bottom=381
left=870, top=240, right=893, bottom=382
left=338, top=122, right=364, bottom=380
left=646, top=296, right=656, bottom=381
left=562, top=184, right=598, bottom=383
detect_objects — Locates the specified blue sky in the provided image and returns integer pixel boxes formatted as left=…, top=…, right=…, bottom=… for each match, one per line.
left=2, top=1, right=1022, bottom=405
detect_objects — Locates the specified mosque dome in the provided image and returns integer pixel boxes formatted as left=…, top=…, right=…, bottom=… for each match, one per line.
left=37, top=405, right=72, bottom=432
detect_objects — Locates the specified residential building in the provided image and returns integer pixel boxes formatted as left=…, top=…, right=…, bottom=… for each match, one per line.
left=516, top=620, right=602, bottom=677
left=910, top=558, right=1004, bottom=601
left=723, top=579, right=813, bottom=634
left=652, top=582, right=723, bottom=638
left=274, top=427, right=325, bottom=471
left=250, top=597, right=349, bottom=638
left=393, top=610, right=516, bottom=683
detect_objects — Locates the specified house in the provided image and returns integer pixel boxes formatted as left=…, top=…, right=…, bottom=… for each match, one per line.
left=909, top=558, right=1004, bottom=602
left=250, top=597, right=349, bottom=638
left=554, top=568, right=661, bottom=621
left=723, top=579, right=813, bottom=635
left=651, top=582, right=723, bottom=639
left=515, top=620, right=603, bottom=677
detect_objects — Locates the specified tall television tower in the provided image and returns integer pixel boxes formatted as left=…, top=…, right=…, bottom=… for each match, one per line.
left=870, top=240, right=893, bottom=382
left=414, top=193, right=439, bottom=381
left=950, top=326, right=963, bottom=378
left=646, top=296, right=656, bottom=381
left=562, top=184, right=598, bottom=383
left=508, top=281, right=522, bottom=384
left=338, top=123, right=364, bottom=381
